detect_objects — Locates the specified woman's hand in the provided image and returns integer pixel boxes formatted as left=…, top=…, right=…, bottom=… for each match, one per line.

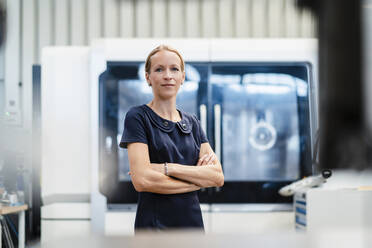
left=167, top=145, right=224, bottom=188
left=165, top=143, right=224, bottom=187
left=197, top=153, right=216, bottom=166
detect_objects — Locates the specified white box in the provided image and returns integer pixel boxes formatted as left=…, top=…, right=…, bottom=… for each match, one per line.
left=306, top=188, right=372, bottom=232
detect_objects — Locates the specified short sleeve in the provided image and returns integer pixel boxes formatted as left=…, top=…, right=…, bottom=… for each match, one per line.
left=199, top=124, right=208, bottom=144
left=119, top=107, right=148, bottom=149
left=193, top=114, right=208, bottom=144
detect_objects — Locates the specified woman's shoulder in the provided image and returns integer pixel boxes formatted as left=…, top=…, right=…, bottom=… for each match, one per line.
left=126, top=105, right=146, bottom=117
left=125, top=105, right=148, bottom=124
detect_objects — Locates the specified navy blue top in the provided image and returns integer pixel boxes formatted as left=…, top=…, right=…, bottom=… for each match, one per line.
left=119, top=104, right=208, bottom=230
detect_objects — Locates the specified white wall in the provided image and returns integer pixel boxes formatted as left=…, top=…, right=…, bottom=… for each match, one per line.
left=32, top=0, right=314, bottom=58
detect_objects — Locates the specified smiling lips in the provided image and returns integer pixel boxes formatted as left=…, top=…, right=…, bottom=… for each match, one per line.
left=161, top=84, right=175, bottom=87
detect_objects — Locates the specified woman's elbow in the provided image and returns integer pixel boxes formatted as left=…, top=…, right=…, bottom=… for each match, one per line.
left=132, top=178, right=149, bottom=192
left=132, top=181, right=144, bottom=192
left=206, top=173, right=224, bottom=188
left=217, top=174, right=224, bottom=187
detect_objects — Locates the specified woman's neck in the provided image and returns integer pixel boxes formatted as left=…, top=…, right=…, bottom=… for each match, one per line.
left=147, top=99, right=181, bottom=122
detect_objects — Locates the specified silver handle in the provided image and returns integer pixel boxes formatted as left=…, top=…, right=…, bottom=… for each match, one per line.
left=199, top=105, right=207, bottom=193
left=199, top=104, right=207, bottom=135
left=214, top=104, right=221, bottom=161
left=214, top=104, right=222, bottom=193
left=117, top=134, right=121, bottom=147
left=105, top=136, right=112, bottom=153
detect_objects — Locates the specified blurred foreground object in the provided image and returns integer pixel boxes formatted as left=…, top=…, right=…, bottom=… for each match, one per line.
left=37, top=230, right=372, bottom=248
left=0, top=1, right=5, bottom=46
left=298, top=0, right=372, bottom=170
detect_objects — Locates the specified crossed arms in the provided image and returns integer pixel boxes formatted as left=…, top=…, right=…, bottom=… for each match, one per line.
left=127, top=142, right=224, bottom=194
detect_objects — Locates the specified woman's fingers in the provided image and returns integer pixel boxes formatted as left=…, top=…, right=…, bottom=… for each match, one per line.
left=204, top=153, right=215, bottom=165
left=198, top=153, right=216, bottom=166
left=197, top=154, right=205, bottom=166
left=197, top=153, right=209, bottom=166
left=201, top=154, right=210, bottom=165
left=209, top=154, right=216, bottom=164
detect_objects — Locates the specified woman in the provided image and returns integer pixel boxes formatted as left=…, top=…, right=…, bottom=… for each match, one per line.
left=119, top=45, right=224, bottom=231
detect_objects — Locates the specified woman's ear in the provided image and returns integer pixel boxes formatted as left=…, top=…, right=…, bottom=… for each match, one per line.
left=181, top=71, right=186, bottom=85
left=145, top=72, right=151, bottom=86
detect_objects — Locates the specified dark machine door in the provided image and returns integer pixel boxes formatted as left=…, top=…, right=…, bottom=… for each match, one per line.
left=209, top=63, right=313, bottom=203
left=99, top=62, right=210, bottom=204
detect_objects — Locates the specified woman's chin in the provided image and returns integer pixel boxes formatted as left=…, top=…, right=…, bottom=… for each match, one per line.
left=158, top=91, right=179, bottom=100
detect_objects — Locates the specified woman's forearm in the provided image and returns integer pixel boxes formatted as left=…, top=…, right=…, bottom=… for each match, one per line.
left=131, top=169, right=200, bottom=194
left=167, top=163, right=224, bottom=188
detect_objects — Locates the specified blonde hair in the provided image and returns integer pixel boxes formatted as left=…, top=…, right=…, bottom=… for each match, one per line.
left=145, top=45, right=185, bottom=74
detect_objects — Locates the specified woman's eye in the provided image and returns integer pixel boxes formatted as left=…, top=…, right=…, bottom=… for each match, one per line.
left=155, top=68, right=162, bottom=72
left=171, top=67, right=179, bottom=71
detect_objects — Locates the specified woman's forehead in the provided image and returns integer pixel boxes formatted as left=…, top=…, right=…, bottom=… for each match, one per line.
left=151, top=50, right=181, bottom=66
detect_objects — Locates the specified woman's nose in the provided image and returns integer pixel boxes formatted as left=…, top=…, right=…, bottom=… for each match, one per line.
left=163, top=69, right=172, bottom=79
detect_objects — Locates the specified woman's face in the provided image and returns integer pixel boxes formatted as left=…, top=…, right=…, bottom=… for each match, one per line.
left=146, top=50, right=185, bottom=100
